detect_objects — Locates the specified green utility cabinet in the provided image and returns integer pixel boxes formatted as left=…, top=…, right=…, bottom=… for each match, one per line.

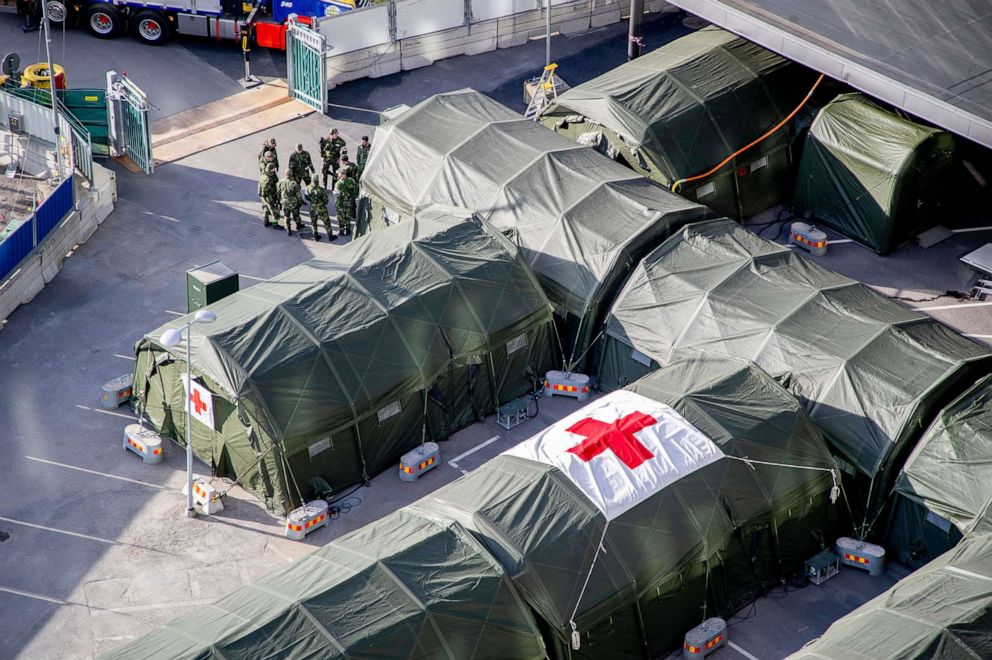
left=187, top=261, right=238, bottom=312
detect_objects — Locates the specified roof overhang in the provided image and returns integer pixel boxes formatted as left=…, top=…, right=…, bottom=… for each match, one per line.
left=666, top=0, right=992, bottom=150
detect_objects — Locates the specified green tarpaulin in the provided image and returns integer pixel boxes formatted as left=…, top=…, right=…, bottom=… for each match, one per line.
left=888, top=374, right=992, bottom=567
left=598, top=218, right=992, bottom=528
left=788, top=533, right=992, bottom=660
left=794, top=93, right=956, bottom=254
left=101, top=508, right=548, bottom=660
left=110, top=357, right=840, bottom=660
left=540, top=26, right=818, bottom=219
left=357, top=89, right=710, bottom=370
left=132, top=209, right=555, bottom=513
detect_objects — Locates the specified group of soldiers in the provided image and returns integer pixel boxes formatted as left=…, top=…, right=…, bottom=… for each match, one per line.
left=256, top=128, right=370, bottom=241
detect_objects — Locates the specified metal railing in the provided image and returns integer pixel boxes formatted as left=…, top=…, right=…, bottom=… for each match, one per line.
left=57, top=105, right=94, bottom=182
left=0, top=87, right=95, bottom=182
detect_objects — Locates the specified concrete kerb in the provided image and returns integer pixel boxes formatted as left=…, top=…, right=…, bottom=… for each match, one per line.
left=0, top=163, right=116, bottom=326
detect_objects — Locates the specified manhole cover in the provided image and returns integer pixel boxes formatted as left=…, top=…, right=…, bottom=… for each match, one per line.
left=683, top=16, right=711, bottom=30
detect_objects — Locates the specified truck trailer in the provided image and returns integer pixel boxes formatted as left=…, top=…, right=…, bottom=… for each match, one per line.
left=44, top=0, right=364, bottom=47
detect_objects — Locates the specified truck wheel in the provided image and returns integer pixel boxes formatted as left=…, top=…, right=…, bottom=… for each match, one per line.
left=47, top=0, right=79, bottom=28
left=132, top=10, right=170, bottom=46
left=84, top=4, right=124, bottom=39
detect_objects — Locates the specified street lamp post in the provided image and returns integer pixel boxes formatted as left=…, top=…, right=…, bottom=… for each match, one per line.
left=160, top=309, right=217, bottom=518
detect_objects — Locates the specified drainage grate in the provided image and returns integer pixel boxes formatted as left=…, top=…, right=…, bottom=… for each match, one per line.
left=916, top=225, right=954, bottom=249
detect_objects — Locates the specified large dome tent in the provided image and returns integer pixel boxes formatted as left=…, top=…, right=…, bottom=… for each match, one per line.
left=598, top=218, right=992, bottom=532
left=357, top=89, right=710, bottom=371
left=539, top=26, right=819, bottom=219
left=131, top=208, right=556, bottom=513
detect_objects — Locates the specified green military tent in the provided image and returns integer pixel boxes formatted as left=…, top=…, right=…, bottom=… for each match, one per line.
left=539, top=26, right=818, bottom=219
left=132, top=208, right=556, bottom=513
left=357, top=89, right=710, bottom=370
left=416, top=356, right=840, bottom=659
left=101, top=508, right=548, bottom=660
left=888, top=374, right=992, bottom=568
left=108, top=356, right=841, bottom=660
left=788, top=533, right=992, bottom=660
left=597, top=218, right=992, bottom=530
left=794, top=93, right=957, bottom=254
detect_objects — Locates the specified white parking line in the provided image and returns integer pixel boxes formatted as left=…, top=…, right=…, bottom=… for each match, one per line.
left=75, top=404, right=135, bottom=420
left=728, top=640, right=762, bottom=660
left=24, top=456, right=166, bottom=490
left=113, top=353, right=136, bottom=361
left=917, top=300, right=992, bottom=312
left=239, top=274, right=266, bottom=282
left=163, top=310, right=185, bottom=316
left=953, top=225, right=992, bottom=233
left=0, top=586, right=70, bottom=606
left=447, top=435, right=501, bottom=469
left=0, top=516, right=115, bottom=545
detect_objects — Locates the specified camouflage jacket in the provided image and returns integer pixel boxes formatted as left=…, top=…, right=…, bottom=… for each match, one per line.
left=320, top=135, right=346, bottom=163
left=288, top=150, right=314, bottom=175
left=334, top=176, right=358, bottom=203
left=356, top=144, right=371, bottom=172
left=258, top=172, right=278, bottom=198
left=277, top=178, right=302, bottom=208
left=308, top=184, right=329, bottom=210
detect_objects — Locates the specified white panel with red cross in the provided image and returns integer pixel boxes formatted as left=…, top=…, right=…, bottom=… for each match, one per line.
left=505, top=391, right=724, bottom=520
left=180, top=375, right=216, bottom=431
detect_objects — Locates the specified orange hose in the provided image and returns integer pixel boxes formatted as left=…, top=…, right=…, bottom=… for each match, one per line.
left=672, top=74, right=825, bottom=192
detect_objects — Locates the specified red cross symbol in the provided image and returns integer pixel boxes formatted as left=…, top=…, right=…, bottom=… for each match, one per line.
left=565, top=411, right=656, bottom=469
left=190, top=387, right=208, bottom=415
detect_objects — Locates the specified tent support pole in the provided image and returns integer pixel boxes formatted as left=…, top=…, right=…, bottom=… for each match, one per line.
left=628, top=0, right=644, bottom=61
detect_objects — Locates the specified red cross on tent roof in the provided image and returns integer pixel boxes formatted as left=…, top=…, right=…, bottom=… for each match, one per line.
left=565, top=411, right=656, bottom=469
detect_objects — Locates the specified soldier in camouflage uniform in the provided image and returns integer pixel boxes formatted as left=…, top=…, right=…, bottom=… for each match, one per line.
left=356, top=135, right=371, bottom=179
left=338, top=154, right=359, bottom=181
left=277, top=168, right=303, bottom=236
left=307, top=179, right=332, bottom=241
left=319, top=128, right=346, bottom=188
left=258, top=162, right=281, bottom=228
left=288, top=143, right=314, bottom=186
left=333, top=169, right=358, bottom=236
left=258, top=138, right=278, bottom=173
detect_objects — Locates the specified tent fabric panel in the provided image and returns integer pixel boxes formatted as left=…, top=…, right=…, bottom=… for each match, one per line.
left=895, top=374, right=992, bottom=537
left=788, top=534, right=992, bottom=660
left=104, top=509, right=546, bottom=660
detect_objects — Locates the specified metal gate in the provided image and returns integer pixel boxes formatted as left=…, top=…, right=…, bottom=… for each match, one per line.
left=287, top=19, right=327, bottom=112
left=107, top=72, right=153, bottom=175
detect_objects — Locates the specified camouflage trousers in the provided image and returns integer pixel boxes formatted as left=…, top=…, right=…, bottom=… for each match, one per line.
left=261, top=193, right=281, bottom=225
left=321, top=160, right=337, bottom=188
left=283, top=204, right=302, bottom=231
left=336, top=200, right=354, bottom=235
left=311, top=206, right=332, bottom=236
